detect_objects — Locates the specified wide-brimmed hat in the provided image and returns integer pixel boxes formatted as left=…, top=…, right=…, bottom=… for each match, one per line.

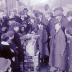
left=54, top=7, right=64, bottom=12
left=53, top=7, right=64, bottom=16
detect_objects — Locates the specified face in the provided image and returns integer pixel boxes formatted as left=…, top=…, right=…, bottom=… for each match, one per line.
left=14, top=26, right=19, bottom=32
left=67, top=16, right=72, bottom=21
left=38, top=24, right=43, bottom=30
left=2, top=27, right=7, bottom=32
left=54, top=10, right=63, bottom=17
left=31, top=19, right=34, bottom=24
left=31, top=31, right=35, bottom=34
left=38, top=15, right=42, bottom=22
left=45, top=13, right=51, bottom=20
left=21, top=27, right=25, bottom=32
left=21, top=15, right=24, bottom=20
left=23, top=10, right=28, bottom=15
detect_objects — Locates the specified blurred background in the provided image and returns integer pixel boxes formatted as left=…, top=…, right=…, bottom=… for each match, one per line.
left=0, top=0, right=72, bottom=16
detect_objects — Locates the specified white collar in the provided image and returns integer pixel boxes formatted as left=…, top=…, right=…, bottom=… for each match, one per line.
left=1, top=41, right=9, bottom=45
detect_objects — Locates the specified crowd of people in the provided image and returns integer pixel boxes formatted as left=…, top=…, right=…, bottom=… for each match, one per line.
left=0, top=6, right=72, bottom=72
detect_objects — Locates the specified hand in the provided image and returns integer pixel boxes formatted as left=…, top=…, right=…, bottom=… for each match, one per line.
left=12, top=57, right=15, bottom=62
left=11, top=49, right=14, bottom=53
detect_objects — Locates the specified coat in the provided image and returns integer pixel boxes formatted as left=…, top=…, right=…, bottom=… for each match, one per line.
left=49, top=17, right=56, bottom=66
left=54, top=29, right=66, bottom=70
left=65, top=20, right=72, bottom=71
left=37, top=25, right=49, bottom=57
left=12, top=32, right=24, bottom=62
left=49, top=28, right=66, bottom=71
left=49, top=17, right=67, bottom=69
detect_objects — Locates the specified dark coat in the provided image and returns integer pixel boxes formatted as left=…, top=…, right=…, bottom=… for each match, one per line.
left=12, top=32, right=24, bottom=62
left=0, top=44, right=15, bottom=59
left=49, top=17, right=56, bottom=66
left=37, top=24, right=49, bottom=57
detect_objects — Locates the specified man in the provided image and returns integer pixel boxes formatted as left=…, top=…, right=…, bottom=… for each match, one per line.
left=21, top=8, right=33, bottom=34
left=50, top=22, right=66, bottom=72
left=65, top=10, right=72, bottom=72
left=12, top=23, right=24, bottom=72
left=49, top=7, right=68, bottom=72
left=53, top=7, right=68, bottom=31
left=36, top=12, right=49, bottom=66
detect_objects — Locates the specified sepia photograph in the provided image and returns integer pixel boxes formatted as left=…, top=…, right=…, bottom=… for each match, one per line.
left=0, top=0, right=72, bottom=72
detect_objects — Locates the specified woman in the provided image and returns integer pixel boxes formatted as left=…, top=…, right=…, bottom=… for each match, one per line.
left=24, top=30, right=40, bottom=72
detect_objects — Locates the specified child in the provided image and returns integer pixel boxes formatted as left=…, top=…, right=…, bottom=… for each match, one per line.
left=24, top=30, right=40, bottom=72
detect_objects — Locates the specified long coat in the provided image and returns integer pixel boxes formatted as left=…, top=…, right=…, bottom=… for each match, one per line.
left=54, top=29, right=66, bottom=70
left=37, top=24, right=49, bottom=57
left=49, top=16, right=68, bottom=69
left=49, top=17, right=56, bottom=66
left=65, top=20, right=72, bottom=72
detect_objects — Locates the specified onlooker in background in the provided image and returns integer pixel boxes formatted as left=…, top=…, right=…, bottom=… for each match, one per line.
left=36, top=12, right=49, bottom=66
left=12, top=23, right=24, bottom=72
left=53, top=7, right=68, bottom=32
left=65, top=10, right=72, bottom=72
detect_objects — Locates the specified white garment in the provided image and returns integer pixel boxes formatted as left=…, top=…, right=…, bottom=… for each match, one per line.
left=1, top=41, right=9, bottom=45
left=26, top=34, right=39, bottom=56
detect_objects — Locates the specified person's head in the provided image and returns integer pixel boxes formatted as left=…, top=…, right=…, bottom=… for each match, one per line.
left=21, top=15, right=24, bottom=20
left=33, top=10, right=42, bottom=18
left=23, top=8, right=28, bottom=15
left=31, top=31, right=36, bottom=34
left=45, top=12, right=53, bottom=20
left=8, top=20, right=15, bottom=26
left=55, top=23, right=61, bottom=32
left=13, top=26, right=19, bottom=32
left=44, top=4, right=49, bottom=11
left=39, top=14, right=43, bottom=22
left=7, top=31, right=14, bottom=40
left=38, top=23, right=43, bottom=30
left=66, top=11, right=72, bottom=21
left=20, top=26, right=25, bottom=32
left=2, top=26, right=8, bottom=32
left=9, top=11, right=14, bottom=18
left=30, top=17, right=35, bottom=25
left=53, top=7, right=64, bottom=17
left=2, top=36, right=9, bottom=42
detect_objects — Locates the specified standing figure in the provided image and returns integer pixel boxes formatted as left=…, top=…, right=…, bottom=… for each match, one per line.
left=12, top=24, right=24, bottom=72
left=50, top=22, right=66, bottom=72
left=0, top=31, right=15, bottom=72
left=24, top=30, right=40, bottom=72
left=65, top=11, right=72, bottom=72
left=54, top=23, right=66, bottom=72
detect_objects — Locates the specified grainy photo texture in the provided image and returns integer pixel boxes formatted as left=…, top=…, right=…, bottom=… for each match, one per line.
left=0, top=0, right=72, bottom=72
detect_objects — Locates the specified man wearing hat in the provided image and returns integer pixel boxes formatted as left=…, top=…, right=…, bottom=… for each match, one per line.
left=53, top=7, right=68, bottom=31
